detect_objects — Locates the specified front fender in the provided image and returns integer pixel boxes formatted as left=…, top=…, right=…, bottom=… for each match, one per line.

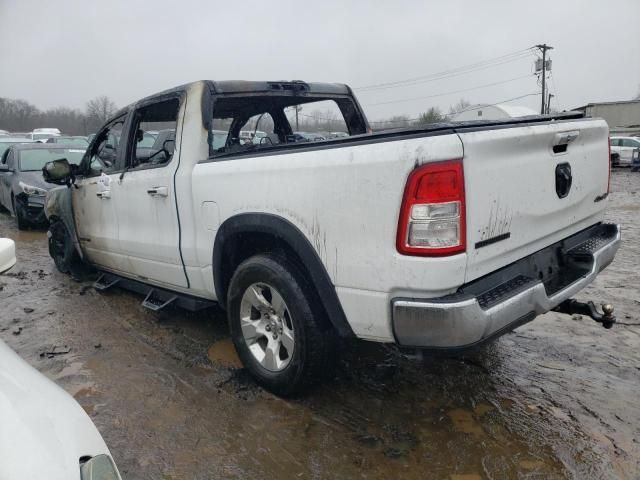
left=44, top=186, right=84, bottom=259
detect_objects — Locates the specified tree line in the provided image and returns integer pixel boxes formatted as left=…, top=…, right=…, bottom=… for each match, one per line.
left=1, top=94, right=476, bottom=136
left=0, top=96, right=118, bottom=135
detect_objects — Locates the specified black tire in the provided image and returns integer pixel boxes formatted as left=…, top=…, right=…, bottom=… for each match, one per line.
left=12, top=196, right=29, bottom=230
left=227, top=254, right=338, bottom=396
left=48, top=220, right=85, bottom=277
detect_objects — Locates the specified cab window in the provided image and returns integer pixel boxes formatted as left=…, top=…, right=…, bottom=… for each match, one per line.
left=88, top=117, right=125, bottom=176
left=128, top=98, right=180, bottom=170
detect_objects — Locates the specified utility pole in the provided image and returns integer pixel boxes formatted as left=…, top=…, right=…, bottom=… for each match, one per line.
left=547, top=93, right=554, bottom=114
left=535, top=44, right=553, bottom=114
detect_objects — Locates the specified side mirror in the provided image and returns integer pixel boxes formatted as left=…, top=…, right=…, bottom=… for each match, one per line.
left=43, top=158, right=75, bottom=185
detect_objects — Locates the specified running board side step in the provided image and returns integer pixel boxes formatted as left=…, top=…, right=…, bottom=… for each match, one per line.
left=93, top=271, right=216, bottom=312
left=94, top=272, right=120, bottom=291
left=142, top=289, right=178, bottom=311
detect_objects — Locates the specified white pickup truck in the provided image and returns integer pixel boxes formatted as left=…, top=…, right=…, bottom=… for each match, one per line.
left=42, top=80, right=620, bottom=395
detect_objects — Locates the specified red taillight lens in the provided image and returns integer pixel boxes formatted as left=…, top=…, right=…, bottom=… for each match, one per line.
left=397, top=160, right=466, bottom=256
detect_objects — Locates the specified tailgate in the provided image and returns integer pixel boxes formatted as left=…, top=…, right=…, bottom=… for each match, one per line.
left=459, top=118, right=610, bottom=282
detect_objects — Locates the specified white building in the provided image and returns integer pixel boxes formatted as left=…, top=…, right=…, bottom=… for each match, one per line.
left=451, top=104, right=537, bottom=122
left=572, top=100, right=640, bottom=136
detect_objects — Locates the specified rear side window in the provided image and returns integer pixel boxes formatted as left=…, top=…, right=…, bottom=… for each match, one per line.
left=128, top=98, right=180, bottom=170
left=209, top=94, right=365, bottom=158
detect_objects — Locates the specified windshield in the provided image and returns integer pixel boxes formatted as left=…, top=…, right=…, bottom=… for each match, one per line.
left=18, top=147, right=86, bottom=171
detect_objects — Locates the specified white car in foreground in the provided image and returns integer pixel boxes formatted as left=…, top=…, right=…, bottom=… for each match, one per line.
left=0, top=238, right=16, bottom=273
left=0, top=341, right=122, bottom=479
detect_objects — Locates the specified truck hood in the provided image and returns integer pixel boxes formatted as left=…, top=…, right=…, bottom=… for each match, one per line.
left=0, top=340, right=112, bottom=479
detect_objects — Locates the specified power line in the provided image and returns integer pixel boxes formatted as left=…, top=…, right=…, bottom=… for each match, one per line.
left=364, top=74, right=535, bottom=107
left=355, top=48, right=536, bottom=92
left=368, top=92, right=540, bottom=124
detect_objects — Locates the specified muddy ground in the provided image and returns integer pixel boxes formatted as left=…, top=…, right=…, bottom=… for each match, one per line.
left=1, top=170, right=639, bottom=479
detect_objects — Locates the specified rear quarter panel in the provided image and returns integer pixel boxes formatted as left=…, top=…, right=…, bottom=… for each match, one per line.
left=191, top=134, right=466, bottom=340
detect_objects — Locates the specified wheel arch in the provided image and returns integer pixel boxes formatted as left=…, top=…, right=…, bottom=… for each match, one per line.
left=45, top=186, right=84, bottom=259
left=212, top=213, right=354, bottom=337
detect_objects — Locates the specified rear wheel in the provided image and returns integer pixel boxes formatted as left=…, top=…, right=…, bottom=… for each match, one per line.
left=227, top=254, right=338, bottom=396
left=48, top=220, right=85, bottom=277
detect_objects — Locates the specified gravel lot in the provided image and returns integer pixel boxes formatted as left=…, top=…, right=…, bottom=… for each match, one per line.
left=0, top=170, right=638, bottom=479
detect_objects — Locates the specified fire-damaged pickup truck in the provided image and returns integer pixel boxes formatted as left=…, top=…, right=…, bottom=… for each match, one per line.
left=42, top=80, right=620, bottom=395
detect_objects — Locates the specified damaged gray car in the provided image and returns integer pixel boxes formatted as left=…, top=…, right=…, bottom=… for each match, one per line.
left=0, top=144, right=86, bottom=229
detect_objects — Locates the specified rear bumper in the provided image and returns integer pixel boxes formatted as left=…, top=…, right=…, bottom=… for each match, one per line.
left=391, top=223, right=621, bottom=349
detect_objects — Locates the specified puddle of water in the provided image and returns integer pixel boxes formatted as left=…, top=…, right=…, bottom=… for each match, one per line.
left=208, top=338, right=242, bottom=369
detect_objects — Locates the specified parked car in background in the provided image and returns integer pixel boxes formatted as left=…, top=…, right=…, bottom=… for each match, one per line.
left=0, top=129, right=9, bottom=137
left=0, top=237, right=16, bottom=273
left=0, top=137, right=36, bottom=156
left=0, top=144, right=86, bottom=228
left=0, top=339, right=122, bottom=480
left=42, top=80, right=619, bottom=396
left=9, top=132, right=31, bottom=139
left=331, top=131, right=349, bottom=138
left=33, top=127, right=61, bottom=135
left=28, top=128, right=62, bottom=142
left=134, top=129, right=175, bottom=163
left=294, top=131, right=326, bottom=141
left=610, top=136, right=640, bottom=166
left=45, top=136, right=90, bottom=147
left=632, top=148, right=640, bottom=172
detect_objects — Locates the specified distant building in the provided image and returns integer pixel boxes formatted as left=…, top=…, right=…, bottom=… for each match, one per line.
left=572, top=100, right=640, bottom=136
left=451, top=103, right=537, bottom=122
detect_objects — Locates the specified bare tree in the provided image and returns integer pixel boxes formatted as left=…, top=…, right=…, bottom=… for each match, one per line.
left=448, top=98, right=472, bottom=117
left=85, top=96, right=117, bottom=125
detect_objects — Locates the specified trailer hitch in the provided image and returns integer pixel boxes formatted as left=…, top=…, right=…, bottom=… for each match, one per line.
left=553, top=299, right=616, bottom=329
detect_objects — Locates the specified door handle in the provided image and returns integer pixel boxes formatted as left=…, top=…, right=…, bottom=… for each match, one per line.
left=147, top=186, right=168, bottom=197
left=96, top=190, right=111, bottom=199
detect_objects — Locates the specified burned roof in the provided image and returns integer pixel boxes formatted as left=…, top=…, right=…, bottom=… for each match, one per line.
left=209, top=80, right=351, bottom=96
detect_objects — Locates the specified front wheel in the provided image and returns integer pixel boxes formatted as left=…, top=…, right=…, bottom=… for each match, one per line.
left=12, top=196, right=29, bottom=230
left=227, top=254, right=338, bottom=396
left=48, top=220, right=85, bottom=278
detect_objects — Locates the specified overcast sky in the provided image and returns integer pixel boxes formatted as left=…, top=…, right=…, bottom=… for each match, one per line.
left=1, top=0, right=639, bottom=121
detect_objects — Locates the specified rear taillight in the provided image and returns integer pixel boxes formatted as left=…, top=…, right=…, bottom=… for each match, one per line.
left=607, top=137, right=611, bottom=194
left=397, top=160, right=466, bottom=256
